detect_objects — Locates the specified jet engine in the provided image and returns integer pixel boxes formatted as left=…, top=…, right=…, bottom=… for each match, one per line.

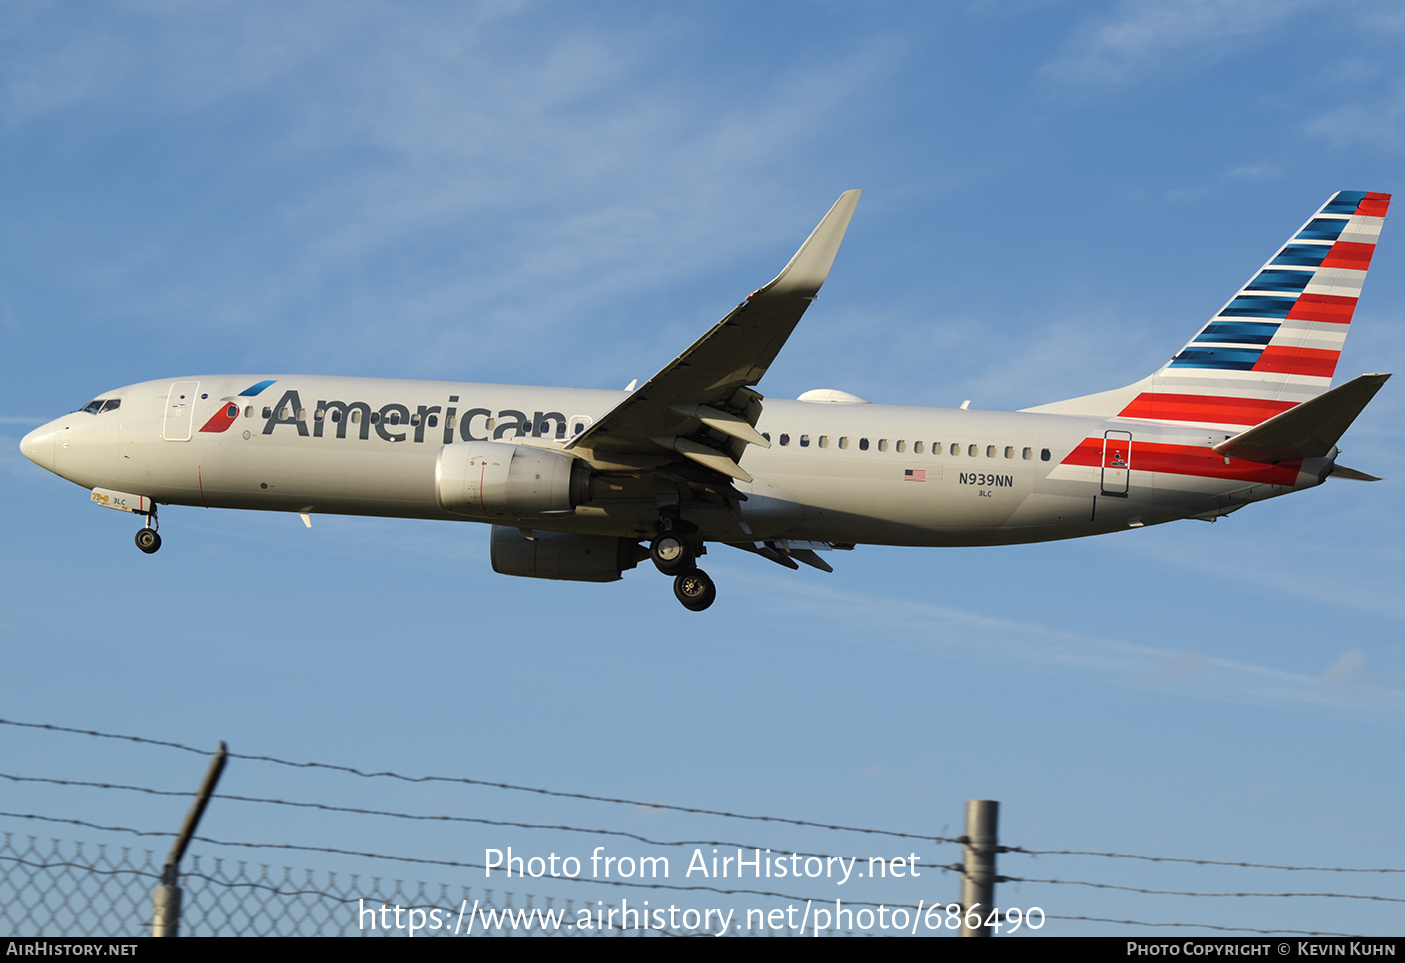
left=490, top=526, right=645, bottom=582
left=435, top=441, right=590, bottom=518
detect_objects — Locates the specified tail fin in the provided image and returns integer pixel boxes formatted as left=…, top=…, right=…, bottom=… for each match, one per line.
left=1027, top=191, right=1390, bottom=427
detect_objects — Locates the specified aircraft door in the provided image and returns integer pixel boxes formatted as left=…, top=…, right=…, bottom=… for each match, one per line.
left=1101, top=430, right=1132, bottom=496
left=162, top=381, right=200, bottom=442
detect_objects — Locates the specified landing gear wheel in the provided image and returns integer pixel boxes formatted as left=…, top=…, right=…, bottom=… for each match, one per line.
left=673, top=568, right=716, bottom=612
left=650, top=533, right=694, bottom=575
left=135, top=529, right=162, bottom=554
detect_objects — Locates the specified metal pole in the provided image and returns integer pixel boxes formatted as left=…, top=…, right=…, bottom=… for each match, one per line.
left=959, top=799, right=999, bottom=937
left=152, top=741, right=228, bottom=937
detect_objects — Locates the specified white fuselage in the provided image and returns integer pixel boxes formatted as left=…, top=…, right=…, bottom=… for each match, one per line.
left=22, top=374, right=1330, bottom=548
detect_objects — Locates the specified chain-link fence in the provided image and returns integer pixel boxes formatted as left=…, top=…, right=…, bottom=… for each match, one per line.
left=0, top=833, right=635, bottom=937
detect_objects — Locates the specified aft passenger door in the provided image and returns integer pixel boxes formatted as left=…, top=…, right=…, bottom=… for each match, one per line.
left=1101, top=430, right=1132, bottom=496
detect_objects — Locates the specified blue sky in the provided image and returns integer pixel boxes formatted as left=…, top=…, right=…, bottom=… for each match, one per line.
left=3, top=1, right=1404, bottom=937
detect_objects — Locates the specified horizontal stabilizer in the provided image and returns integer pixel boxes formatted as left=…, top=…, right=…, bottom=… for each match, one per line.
left=1212, top=373, right=1390, bottom=463
left=1329, top=465, right=1382, bottom=482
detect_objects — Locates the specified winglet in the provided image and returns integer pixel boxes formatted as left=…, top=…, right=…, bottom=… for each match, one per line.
left=752, top=190, right=861, bottom=299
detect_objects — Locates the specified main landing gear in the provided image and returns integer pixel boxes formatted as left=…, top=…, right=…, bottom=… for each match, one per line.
left=651, top=520, right=714, bottom=611
left=134, top=505, right=161, bottom=554
left=673, top=568, right=716, bottom=612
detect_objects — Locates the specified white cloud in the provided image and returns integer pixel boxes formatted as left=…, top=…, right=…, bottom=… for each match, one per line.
left=1041, top=0, right=1311, bottom=87
left=737, top=571, right=1405, bottom=716
left=1323, top=648, right=1367, bottom=690
left=1305, top=78, right=1405, bottom=150
left=0, top=5, right=899, bottom=377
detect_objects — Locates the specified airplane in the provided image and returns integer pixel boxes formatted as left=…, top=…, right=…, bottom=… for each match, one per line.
left=19, top=190, right=1392, bottom=612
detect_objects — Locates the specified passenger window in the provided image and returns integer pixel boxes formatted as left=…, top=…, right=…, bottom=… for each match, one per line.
left=351, top=410, right=362, bottom=424
left=314, top=408, right=325, bottom=422
left=410, top=413, right=421, bottom=426
left=1041, top=448, right=1051, bottom=461
left=878, top=439, right=888, bottom=452
left=859, top=438, right=870, bottom=451
left=950, top=443, right=960, bottom=456
left=447, top=414, right=457, bottom=429
left=986, top=445, right=996, bottom=458
left=799, top=434, right=810, bottom=447
left=762, top=432, right=771, bottom=442
left=244, top=406, right=254, bottom=418
left=331, top=409, right=342, bottom=423
left=913, top=441, right=924, bottom=454
left=818, top=436, right=829, bottom=448
left=428, top=415, right=438, bottom=428
left=1005, top=446, right=1014, bottom=459
left=263, top=407, right=272, bottom=419
left=370, top=412, right=381, bottom=425
left=969, top=444, right=978, bottom=457
left=779, top=433, right=790, bottom=446
left=839, top=437, right=849, bottom=450
left=1023, top=447, right=1032, bottom=460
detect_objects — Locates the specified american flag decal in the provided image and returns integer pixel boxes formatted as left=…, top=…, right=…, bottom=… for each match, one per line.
left=904, top=469, right=926, bottom=482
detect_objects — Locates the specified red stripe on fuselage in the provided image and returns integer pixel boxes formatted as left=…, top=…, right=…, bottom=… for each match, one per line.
left=1117, top=393, right=1295, bottom=426
left=1285, top=294, right=1356, bottom=324
left=1253, top=346, right=1339, bottom=378
left=1062, top=438, right=1301, bottom=486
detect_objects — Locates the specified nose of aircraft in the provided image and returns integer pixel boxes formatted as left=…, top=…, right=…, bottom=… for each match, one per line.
left=20, top=422, right=58, bottom=474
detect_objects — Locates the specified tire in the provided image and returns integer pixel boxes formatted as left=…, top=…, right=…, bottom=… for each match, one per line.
left=650, top=533, right=694, bottom=575
left=673, top=568, right=716, bottom=612
left=135, top=529, right=162, bottom=554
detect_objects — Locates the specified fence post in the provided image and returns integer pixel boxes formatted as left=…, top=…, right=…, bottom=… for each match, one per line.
left=151, top=741, right=228, bottom=937
left=959, top=799, right=999, bottom=937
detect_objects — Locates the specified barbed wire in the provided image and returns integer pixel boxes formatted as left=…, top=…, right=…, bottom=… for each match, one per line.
left=6, top=714, right=1402, bottom=935
left=0, top=771, right=915, bottom=865
left=1009, top=874, right=1405, bottom=904
left=1007, top=846, right=1405, bottom=875
left=0, top=718, right=954, bottom=847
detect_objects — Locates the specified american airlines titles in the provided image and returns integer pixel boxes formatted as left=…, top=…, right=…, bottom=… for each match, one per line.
left=260, top=389, right=573, bottom=445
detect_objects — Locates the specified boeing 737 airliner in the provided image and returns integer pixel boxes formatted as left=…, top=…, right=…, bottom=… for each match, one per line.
left=19, top=190, right=1392, bottom=610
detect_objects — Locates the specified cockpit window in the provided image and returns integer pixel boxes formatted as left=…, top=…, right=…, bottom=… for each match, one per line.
left=80, top=399, right=120, bottom=414
left=102, top=399, right=121, bottom=413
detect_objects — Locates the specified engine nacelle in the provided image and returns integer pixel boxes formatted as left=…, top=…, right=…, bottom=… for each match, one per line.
left=491, top=526, right=643, bottom=582
left=436, top=441, right=587, bottom=518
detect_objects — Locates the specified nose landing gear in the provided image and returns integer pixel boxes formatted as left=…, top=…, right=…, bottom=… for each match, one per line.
left=134, top=506, right=161, bottom=554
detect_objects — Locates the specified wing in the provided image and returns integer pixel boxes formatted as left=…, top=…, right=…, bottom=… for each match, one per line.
left=566, top=190, right=861, bottom=483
